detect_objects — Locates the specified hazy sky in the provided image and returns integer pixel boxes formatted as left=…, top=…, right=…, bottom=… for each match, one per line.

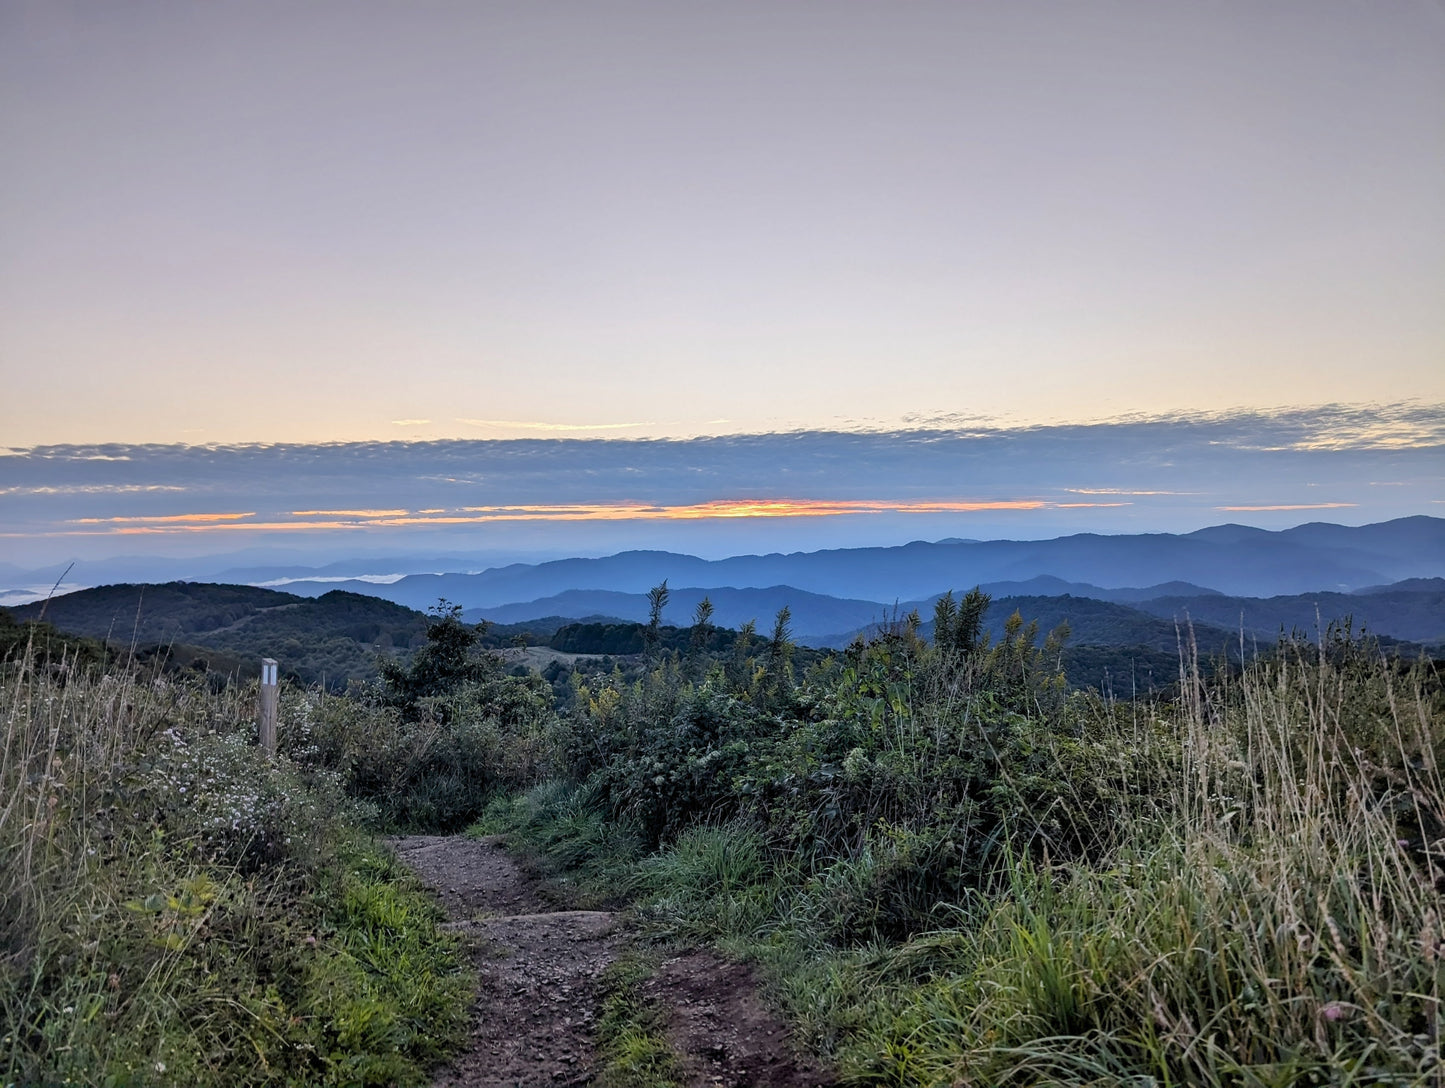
left=3, top=1, right=1443, bottom=446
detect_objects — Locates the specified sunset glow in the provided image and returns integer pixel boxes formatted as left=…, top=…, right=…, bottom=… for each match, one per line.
left=35, top=498, right=1143, bottom=537
left=71, top=511, right=257, bottom=524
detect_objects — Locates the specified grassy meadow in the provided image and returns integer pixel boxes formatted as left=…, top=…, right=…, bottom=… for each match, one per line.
left=3, top=592, right=1441, bottom=1086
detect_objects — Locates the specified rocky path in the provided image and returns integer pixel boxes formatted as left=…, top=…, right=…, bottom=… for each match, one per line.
left=393, top=835, right=618, bottom=1086
left=391, top=834, right=831, bottom=1088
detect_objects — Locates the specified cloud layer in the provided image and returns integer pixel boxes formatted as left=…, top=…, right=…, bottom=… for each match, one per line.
left=2, top=405, right=1440, bottom=565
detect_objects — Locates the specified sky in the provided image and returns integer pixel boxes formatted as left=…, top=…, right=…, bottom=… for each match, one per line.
left=1, top=2, right=1442, bottom=574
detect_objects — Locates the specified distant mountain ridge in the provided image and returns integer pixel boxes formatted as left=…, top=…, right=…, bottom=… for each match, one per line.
left=1127, top=585, right=1445, bottom=649
left=449, top=578, right=1444, bottom=653
left=461, top=584, right=894, bottom=636
left=273, top=517, right=1445, bottom=609
left=7, top=565, right=1440, bottom=698
left=459, top=578, right=1241, bottom=642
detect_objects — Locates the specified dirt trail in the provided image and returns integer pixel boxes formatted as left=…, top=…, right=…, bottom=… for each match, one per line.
left=394, top=835, right=617, bottom=1087
left=392, top=834, right=831, bottom=1088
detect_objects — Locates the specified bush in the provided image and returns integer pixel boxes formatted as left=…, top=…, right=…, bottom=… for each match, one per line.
left=586, top=685, right=771, bottom=845
left=277, top=632, right=560, bottom=831
left=278, top=601, right=566, bottom=830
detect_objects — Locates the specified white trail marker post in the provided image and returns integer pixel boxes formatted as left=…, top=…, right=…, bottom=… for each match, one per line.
left=258, top=658, right=279, bottom=756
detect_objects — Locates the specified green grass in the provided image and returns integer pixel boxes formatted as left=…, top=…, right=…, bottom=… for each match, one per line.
left=804, top=646, right=1445, bottom=1085
left=820, top=647, right=1445, bottom=1086
left=0, top=641, right=471, bottom=1087
left=45, top=586, right=1416, bottom=1087
left=592, top=953, right=684, bottom=1088
left=471, top=782, right=646, bottom=908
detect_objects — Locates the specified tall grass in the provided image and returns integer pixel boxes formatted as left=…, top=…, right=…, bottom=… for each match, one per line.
left=0, top=639, right=470, bottom=1086
left=472, top=781, right=646, bottom=907
left=834, top=639, right=1444, bottom=1085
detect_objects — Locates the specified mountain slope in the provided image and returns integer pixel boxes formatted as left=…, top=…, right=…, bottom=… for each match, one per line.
left=1130, top=586, right=1445, bottom=648
left=8, top=583, right=430, bottom=688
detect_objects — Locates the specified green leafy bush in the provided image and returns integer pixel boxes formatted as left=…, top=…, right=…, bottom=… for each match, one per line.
left=586, top=685, right=771, bottom=844
left=279, top=602, right=561, bottom=830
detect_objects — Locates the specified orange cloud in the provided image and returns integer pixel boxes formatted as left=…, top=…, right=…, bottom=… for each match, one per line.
left=32, top=496, right=1134, bottom=536
left=71, top=511, right=256, bottom=524
left=452, top=499, right=1049, bottom=522
left=104, top=521, right=361, bottom=534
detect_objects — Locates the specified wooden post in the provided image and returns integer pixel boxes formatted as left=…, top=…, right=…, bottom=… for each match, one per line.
left=258, top=658, right=279, bottom=756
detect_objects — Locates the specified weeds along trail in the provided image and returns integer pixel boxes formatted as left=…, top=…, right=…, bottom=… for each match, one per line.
left=0, top=642, right=470, bottom=1087
left=5, top=594, right=1442, bottom=1087
left=476, top=610, right=1445, bottom=1088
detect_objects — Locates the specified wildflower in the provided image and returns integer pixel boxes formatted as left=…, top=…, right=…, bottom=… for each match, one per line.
left=1320, top=1002, right=1345, bottom=1022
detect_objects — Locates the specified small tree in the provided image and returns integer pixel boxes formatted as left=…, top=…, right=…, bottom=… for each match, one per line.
left=729, top=618, right=758, bottom=694
left=379, top=599, right=495, bottom=719
left=764, top=605, right=794, bottom=703
left=688, top=596, right=715, bottom=660
left=643, top=580, right=670, bottom=661
left=933, top=587, right=990, bottom=660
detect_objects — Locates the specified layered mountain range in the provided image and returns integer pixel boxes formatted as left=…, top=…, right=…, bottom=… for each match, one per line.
left=5, top=520, right=1442, bottom=690
left=243, top=516, right=1445, bottom=646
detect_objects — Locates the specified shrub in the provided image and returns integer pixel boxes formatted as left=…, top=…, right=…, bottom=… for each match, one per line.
left=586, top=685, right=770, bottom=844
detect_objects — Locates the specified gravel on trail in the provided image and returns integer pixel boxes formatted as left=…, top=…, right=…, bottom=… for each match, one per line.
left=393, top=835, right=617, bottom=1087
left=393, top=833, right=833, bottom=1088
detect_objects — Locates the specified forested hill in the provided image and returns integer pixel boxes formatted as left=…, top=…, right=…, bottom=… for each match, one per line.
left=6, top=583, right=430, bottom=688
left=456, top=581, right=1444, bottom=651
left=1128, top=580, right=1445, bottom=648
left=461, top=584, right=891, bottom=637
left=828, top=585, right=1445, bottom=651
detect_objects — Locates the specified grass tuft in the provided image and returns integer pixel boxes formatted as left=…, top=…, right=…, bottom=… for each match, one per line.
left=592, top=953, right=684, bottom=1088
